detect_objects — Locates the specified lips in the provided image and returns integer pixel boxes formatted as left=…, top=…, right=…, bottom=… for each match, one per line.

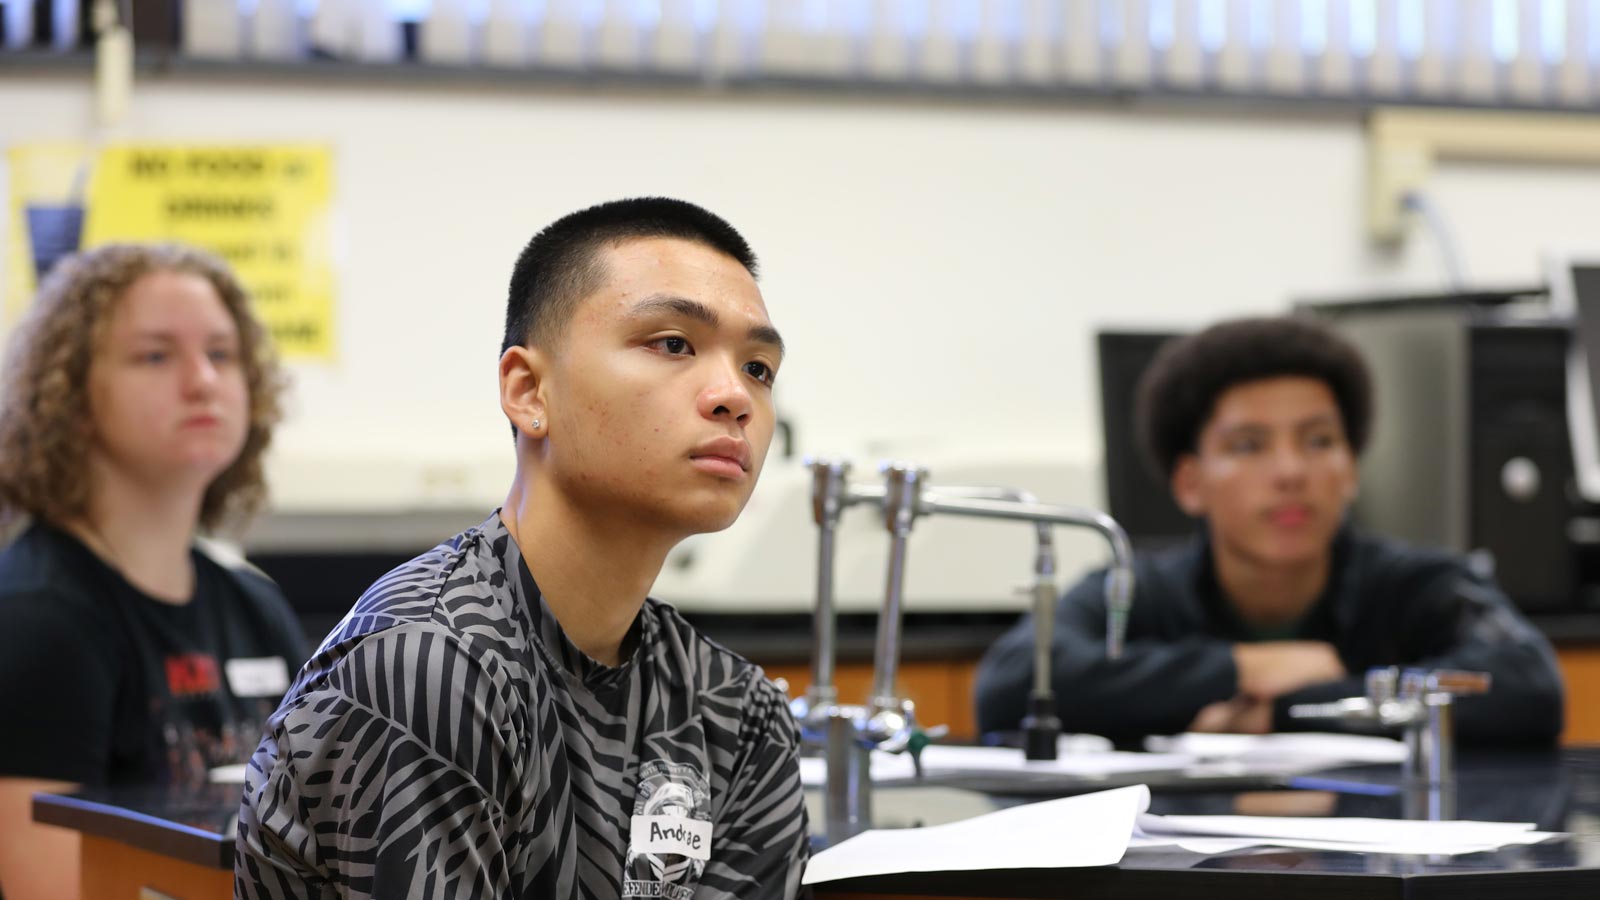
left=690, top=436, right=751, bottom=472
left=181, top=414, right=221, bottom=429
left=1267, top=504, right=1312, bottom=527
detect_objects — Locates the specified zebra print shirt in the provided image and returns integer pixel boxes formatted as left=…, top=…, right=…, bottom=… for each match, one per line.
left=235, top=514, right=809, bottom=899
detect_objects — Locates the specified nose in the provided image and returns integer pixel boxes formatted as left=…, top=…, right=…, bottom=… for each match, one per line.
left=1270, top=441, right=1309, bottom=483
left=182, top=350, right=219, bottom=396
left=698, top=356, right=754, bottom=427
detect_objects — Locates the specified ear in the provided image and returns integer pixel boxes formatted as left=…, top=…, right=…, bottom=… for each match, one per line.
left=499, top=345, right=549, bottom=441
left=1170, top=455, right=1207, bottom=518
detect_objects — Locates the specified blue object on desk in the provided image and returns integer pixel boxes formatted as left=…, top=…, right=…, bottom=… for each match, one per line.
left=1287, top=776, right=1402, bottom=796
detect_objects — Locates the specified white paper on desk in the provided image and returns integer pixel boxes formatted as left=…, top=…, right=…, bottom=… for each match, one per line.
left=798, top=743, right=1195, bottom=787
left=1144, top=732, right=1408, bottom=771
left=1133, top=832, right=1563, bottom=856
left=208, top=764, right=248, bottom=784
left=1141, top=812, right=1536, bottom=843
left=1177, top=832, right=1561, bottom=851
left=801, top=783, right=1151, bottom=885
left=1133, top=812, right=1561, bottom=856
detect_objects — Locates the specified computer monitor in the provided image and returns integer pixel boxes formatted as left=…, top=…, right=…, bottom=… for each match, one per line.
left=1095, top=331, right=1194, bottom=549
left=1546, top=252, right=1600, bottom=504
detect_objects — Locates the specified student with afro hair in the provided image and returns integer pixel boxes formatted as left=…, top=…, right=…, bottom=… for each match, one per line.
left=975, top=316, right=1564, bottom=745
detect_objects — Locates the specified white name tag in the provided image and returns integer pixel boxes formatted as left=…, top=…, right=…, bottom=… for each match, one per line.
left=224, top=656, right=290, bottom=698
left=630, top=815, right=712, bottom=861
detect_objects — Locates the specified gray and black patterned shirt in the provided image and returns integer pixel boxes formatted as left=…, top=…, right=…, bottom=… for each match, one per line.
left=236, top=514, right=808, bottom=899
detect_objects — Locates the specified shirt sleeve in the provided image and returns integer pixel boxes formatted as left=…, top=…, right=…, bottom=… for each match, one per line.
left=1393, top=566, right=1563, bottom=745
left=973, top=570, right=1239, bottom=741
left=235, top=623, right=531, bottom=900
left=0, top=590, right=120, bottom=782
left=696, top=674, right=809, bottom=900
left=1273, top=563, right=1565, bottom=745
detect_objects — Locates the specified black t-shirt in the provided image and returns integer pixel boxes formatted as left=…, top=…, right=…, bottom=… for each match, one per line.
left=0, top=522, right=308, bottom=786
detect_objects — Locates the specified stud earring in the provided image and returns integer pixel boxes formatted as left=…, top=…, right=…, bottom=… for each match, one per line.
left=530, top=418, right=541, bottom=429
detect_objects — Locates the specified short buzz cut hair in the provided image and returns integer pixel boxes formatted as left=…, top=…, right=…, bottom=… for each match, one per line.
left=1135, top=315, right=1374, bottom=478
left=502, top=197, right=759, bottom=355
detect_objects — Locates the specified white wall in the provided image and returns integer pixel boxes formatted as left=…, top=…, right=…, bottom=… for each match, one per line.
left=3, top=73, right=1599, bottom=606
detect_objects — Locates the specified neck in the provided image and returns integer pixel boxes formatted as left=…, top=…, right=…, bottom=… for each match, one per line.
left=1211, top=538, right=1331, bottom=630
left=501, top=471, right=678, bottom=667
left=67, top=458, right=207, bottom=605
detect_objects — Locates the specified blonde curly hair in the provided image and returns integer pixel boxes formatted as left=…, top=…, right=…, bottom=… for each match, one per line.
left=0, top=243, right=286, bottom=531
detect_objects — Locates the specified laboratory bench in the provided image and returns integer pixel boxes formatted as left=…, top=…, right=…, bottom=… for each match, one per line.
left=32, top=748, right=1600, bottom=899
left=683, top=610, right=1600, bottom=747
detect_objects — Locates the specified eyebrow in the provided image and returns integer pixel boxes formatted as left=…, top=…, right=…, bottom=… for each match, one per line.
left=128, top=329, right=238, bottom=343
left=1216, top=414, right=1340, bottom=436
left=628, top=293, right=786, bottom=360
left=1294, top=413, right=1341, bottom=430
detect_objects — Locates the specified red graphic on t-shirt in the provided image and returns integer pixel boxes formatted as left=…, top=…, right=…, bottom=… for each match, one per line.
left=165, top=653, right=220, bottom=697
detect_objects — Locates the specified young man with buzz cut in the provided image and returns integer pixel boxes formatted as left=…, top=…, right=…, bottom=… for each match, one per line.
left=236, top=198, right=808, bottom=899
left=975, top=316, right=1564, bottom=745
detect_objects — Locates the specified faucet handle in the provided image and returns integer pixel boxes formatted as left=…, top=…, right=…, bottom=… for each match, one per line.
left=1289, top=666, right=1400, bottom=724
left=1288, top=696, right=1379, bottom=723
left=1364, top=665, right=1400, bottom=702
left=879, top=461, right=929, bottom=533
left=863, top=698, right=944, bottom=749
left=790, top=684, right=843, bottom=742
left=806, top=457, right=853, bottom=525
left=1400, top=668, right=1492, bottom=700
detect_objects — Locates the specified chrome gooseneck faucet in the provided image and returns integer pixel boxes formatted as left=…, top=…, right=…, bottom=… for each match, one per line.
left=1289, top=666, right=1491, bottom=789
left=915, top=485, right=1135, bottom=760
left=795, top=458, right=1136, bottom=845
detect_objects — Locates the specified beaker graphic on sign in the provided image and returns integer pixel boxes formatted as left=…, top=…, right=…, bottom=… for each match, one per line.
left=24, top=203, right=86, bottom=281
left=11, top=146, right=93, bottom=286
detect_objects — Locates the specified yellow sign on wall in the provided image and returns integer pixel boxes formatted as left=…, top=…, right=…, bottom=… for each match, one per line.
left=7, top=143, right=336, bottom=360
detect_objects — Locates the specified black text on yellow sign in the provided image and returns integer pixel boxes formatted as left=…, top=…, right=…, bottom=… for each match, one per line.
left=85, top=145, right=336, bottom=360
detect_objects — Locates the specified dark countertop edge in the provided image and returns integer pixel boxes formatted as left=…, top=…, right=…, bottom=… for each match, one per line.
left=814, top=864, right=1399, bottom=899
left=813, top=856, right=1600, bottom=898
left=26, top=784, right=1600, bottom=889
left=32, top=792, right=233, bottom=870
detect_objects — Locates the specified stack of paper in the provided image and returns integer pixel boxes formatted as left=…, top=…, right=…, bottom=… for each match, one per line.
left=1145, top=731, right=1409, bottom=772
left=802, top=784, right=1151, bottom=885
left=1132, top=812, right=1560, bottom=856
left=803, top=782, right=1564, bottom=885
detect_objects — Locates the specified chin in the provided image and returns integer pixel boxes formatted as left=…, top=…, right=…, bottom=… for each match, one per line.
left=683, top=509, right=744, bottom=535
left=177, top=451, right=240, bottom=474
left=1255, top=535, right=1330, bottom=567
left=669, top=498, right=747, bottom=535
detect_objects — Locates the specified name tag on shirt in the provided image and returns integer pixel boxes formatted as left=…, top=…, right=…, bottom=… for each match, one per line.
left=224, top=656, right=290, bottom=698
left=630, top=815, right=712, bottom=861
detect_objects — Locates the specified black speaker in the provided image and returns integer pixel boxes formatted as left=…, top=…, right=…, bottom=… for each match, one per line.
left=1468, top=325, right=1576, bottom=611
left=1306, top=294, right=1586, bottom=615
left=1096, top=331, right=1194, bottom=550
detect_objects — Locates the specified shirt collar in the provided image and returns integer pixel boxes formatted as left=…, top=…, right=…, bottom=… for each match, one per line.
left=480, top=511, right=650, bottom=689
left=1191, top=520, right=1355, bottom=640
